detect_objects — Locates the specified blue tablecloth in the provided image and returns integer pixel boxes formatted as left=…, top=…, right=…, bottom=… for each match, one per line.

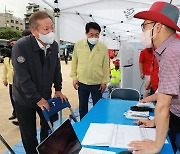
left=73, top=99, right=174, bottom=154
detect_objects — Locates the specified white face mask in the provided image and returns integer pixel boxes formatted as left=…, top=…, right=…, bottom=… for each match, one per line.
left=140, top=25, right=157, bottom=48
left=39, top=32, right=55, bottom=44
left=88, top=37, right=98, bottom=45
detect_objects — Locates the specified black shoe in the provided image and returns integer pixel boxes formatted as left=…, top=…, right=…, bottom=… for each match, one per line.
left=12, top=121, right=19, bottom=126
left=8, top=115, right=16, bottom=120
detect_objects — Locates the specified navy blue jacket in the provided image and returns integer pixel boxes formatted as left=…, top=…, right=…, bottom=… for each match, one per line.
left=12, top=35, right=62, bottom=108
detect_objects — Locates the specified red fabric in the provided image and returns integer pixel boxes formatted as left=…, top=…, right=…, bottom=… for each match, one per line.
left=113, top=61, right=119, bottom=66
left=152, top=1, right=165, bottom=13
left=108, top=49, right=115, bottom=59
left=150, top=57, right=159, bottom=91
left=176, top=33, right=180, bottom=39
left=134, top=2, right=180, bottom=32
left=113, top=59, right=120, bottom=66
left=139, top=48, right=153, bottom=75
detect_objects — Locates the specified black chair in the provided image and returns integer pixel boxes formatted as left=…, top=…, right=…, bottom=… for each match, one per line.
left=110, top=88, right=140, bottom=101
left=0, top=134, right=15, bottom=154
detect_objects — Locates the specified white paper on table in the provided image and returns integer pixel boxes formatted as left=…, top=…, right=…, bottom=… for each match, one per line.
left=79, top=147, right=115, bottom=154
left=125, top=110, right=149, bottom=120
left=111, top=125, right=145, bottom=148
left=82, top=123, right=168, bottom=148
left=81, top=123, right=115, bottom=146
left=111, top=125, right=168, bottom=148
left=140, top=127, right=168, bottom=144
left=137, top=102, right=155, bottom=108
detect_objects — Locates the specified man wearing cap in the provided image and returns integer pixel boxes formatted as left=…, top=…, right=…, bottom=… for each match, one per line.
left=128, top=1, right=180, bottom=153
left=107, top=59, right=121, bottom=90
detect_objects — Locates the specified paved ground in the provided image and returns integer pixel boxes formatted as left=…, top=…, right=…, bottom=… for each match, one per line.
left=0, top=61, right=79, bottom=153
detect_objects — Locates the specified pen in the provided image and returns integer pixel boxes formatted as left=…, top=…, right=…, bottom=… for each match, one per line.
left=138, top=121, right=147, bottom=126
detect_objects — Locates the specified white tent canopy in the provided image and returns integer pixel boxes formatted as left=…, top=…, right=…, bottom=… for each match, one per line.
left=30, top=0, right=180, bottom=91
left=32, top=0, right=180, bottom=49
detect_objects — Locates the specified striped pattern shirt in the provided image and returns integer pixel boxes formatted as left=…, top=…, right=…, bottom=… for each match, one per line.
left=155, top=34, right=180, bottom=117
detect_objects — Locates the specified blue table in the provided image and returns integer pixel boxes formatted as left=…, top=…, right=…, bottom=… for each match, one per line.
left=73, top=99, right=174, bottom=154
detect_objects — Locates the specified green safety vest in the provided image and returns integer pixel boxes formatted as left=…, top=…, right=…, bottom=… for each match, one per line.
left=110, top=68, right=121, bottom=85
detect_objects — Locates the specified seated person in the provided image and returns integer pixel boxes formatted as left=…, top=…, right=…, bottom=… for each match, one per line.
left=107, top=59, right=121, bottom=90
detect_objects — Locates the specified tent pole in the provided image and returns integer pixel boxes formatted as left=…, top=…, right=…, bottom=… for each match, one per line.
left=54, top=0, right=61, bottom=56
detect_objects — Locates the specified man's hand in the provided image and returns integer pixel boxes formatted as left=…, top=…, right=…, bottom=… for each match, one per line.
left=128, top=139, right=161, bottom=154
left=134, top=119, right=155, bottom=128
left=140, top=93, right=157, bottom=103
left=3, top=80, right=8, bottom=87
left=144, top=80, right=150, bottom=90
left=99, top=83, right=106, bottom=93
left=37, top=98, right=50, bottom=111
left=73, top=80, right=79, bottom=90
left=139, top=98, right=148, bottom=103
left=54, top=91, right=67, bottom=102
left=141, top=74, right=144, bottom=79
left=139, top=97, right=151, bottom=103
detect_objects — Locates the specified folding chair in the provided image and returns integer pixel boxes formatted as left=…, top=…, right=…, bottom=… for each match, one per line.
left=42, top=98, right=77, bottom=133
left=110, top=88, right=140, bottom=101
left=0, top=134, right=15, bottom=154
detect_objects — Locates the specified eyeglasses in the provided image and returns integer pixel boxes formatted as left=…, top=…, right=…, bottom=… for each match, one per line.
left=141, top=22, right=155, bottom=31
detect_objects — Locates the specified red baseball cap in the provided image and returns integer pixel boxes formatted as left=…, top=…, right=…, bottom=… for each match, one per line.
left=113, top=59, right=120, bottom=66
left=176, top=33, right=180, bottom=39
left=134, top=1, right=180, bottom=31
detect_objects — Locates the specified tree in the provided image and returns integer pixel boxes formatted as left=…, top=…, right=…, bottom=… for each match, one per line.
left=0, top=28, right=22, bottom=40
